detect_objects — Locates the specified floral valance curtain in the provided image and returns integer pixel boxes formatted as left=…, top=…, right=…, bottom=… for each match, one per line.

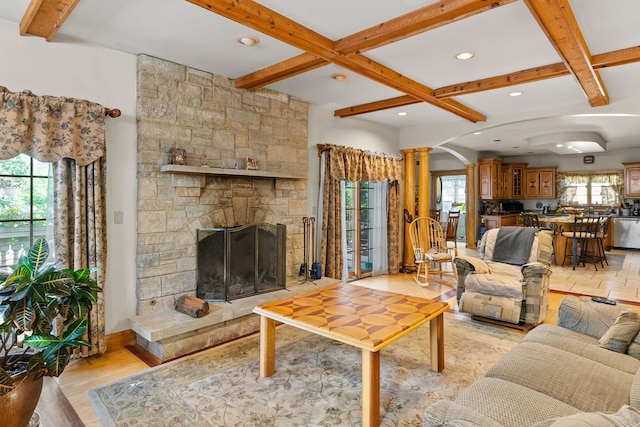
left=557, top=170, right=624, bottom=205
left=0, top=87, right=106, bottom=165
left=327, top=145, right=402, bottom=183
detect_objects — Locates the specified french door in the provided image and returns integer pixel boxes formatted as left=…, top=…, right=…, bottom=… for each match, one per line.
left=344, top=180, right=387, bottom=280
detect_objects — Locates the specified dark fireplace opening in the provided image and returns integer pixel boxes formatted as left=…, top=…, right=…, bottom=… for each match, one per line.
left=197, top=223, right=286, bottom=301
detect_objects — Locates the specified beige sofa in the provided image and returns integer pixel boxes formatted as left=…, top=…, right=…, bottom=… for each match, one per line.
left=423, top=295, right=640, bottom=426
left=454, top=227, right=553, bottom=328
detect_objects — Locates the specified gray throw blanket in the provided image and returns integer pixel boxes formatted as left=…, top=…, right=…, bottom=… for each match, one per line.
left=491, top=226, right=536, bottom=265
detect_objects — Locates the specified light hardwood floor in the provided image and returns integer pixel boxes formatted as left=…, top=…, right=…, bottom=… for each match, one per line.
left=44, top=245, right=640, bottom=426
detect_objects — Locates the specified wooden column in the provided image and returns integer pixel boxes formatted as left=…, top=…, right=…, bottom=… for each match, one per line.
left=402, top=149, right=416, bottom=271
left=466, top=163, right=477, bottom=249
left=416, top=148, right=432, bottom=219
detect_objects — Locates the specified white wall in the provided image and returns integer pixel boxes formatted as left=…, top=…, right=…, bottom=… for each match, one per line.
left=307, top=106, right=400, bottom=216
left=1, top=19, right=138, bottom=334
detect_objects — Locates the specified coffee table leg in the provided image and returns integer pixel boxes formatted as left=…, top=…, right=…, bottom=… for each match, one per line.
left=259, top=316, right=276, bottom=377
left=429, top=313, right=445, bottom=372
left=361, top=349, right=380, bottom=427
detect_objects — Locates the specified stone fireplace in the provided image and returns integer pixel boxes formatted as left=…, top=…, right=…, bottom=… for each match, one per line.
left=132, top=55, right=311, bottom=360
left=196, top=223, right=286, bottom=301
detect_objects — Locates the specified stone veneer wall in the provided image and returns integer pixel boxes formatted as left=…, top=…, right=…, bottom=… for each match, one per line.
left=136, top=54, right=309, bottom=316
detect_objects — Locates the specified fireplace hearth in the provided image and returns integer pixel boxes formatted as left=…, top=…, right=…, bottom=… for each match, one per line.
left=197, top=224, right=286, bottom=301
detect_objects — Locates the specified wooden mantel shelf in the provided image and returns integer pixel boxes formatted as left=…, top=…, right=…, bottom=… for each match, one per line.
left=160, top=164, right=305, bottom=179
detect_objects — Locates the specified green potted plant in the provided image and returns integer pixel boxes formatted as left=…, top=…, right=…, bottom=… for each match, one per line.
left=0, top=238, right=101, bottom=427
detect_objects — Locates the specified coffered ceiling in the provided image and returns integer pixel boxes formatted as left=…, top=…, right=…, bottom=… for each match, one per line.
left=1, top=0, right=639, bottom=156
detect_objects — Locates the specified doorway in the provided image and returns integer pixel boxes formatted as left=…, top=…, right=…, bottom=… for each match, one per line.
left=343, top=180, right=387, bottom=280
left=434, top=173, right=467, bottom=243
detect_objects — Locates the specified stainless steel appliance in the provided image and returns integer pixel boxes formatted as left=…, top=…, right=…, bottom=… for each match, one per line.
left=613, top=217, right=640, bottom=249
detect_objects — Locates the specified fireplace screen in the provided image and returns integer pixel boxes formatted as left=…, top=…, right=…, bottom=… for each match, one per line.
left=197, top=224, right=286, bottom=301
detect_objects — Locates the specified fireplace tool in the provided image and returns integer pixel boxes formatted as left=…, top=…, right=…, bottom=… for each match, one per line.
left=310, top=217, right=322, bottom=280
left=299, top=216, right=309, bottom=279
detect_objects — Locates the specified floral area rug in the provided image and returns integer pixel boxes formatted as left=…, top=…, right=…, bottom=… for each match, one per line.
left=87, top=317, right=523, bottom=427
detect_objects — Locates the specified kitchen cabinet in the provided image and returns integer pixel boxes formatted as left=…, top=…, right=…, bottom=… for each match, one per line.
left=478, top=158, right=502, bottom=200
left=623, top=162, right=640, bottom=198
left=501, top=163, right=527, bottom=199
left=525, top=167, right=556, bottom=199
left=481, top=214, right=522, bottom=230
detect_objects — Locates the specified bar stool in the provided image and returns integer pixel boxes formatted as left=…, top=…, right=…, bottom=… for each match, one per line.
left=561, top=216, right=600, bottom=270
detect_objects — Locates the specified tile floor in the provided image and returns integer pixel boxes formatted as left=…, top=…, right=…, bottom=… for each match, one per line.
left=356, top=245, right=640, bottom=304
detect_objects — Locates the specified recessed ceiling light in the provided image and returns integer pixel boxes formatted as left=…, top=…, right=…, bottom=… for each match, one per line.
left=331, top=73, right=348, bottom=82
left=473, top=131, right=482, bottom=135
left=398, top=112, right=408, bottom=116
left=456, top=52, right=475, bottom=60
left=509, top=91, right=523, bottom=97
left=237, top=35, right=260, bottom=47
left=556, top=144, right=563, bottom=147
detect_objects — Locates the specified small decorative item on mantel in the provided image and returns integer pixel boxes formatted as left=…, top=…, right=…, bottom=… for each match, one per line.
left=201, top=154, right=209, bottom=168
left=170, top=148, right=187, bottom=165
left=245, top=157, right=259, bottom=170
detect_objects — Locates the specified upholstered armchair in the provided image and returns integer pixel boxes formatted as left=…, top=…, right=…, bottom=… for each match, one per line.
left=454, top=227, right=553, bottom=328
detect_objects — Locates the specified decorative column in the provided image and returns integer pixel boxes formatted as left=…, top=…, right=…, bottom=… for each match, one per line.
left=466, top=163, right=477, bottom=249
left=416, top=148, right=432, bottom=218
left=402, top=149, right=416, bottom=271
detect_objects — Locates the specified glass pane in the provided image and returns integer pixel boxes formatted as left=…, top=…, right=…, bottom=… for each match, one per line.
left=0, top=154, right=31, bottom=176
left=360, top=247, right=372, bottom=274
left=32, top=158, right=50, bottom=177
left=0, top=221, right=31, bottom=268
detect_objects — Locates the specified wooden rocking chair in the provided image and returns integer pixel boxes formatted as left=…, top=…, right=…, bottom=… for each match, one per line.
left=409, top=217, right=456, bottom=286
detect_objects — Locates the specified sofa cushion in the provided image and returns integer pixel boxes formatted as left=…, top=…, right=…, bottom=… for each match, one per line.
left=531, top=405, right=640, bottom=427
left=422, top=400, right=504, bottom=427
left=557, top=296, right=625, bottom=339
left=453, top=377, right=582, bottom=427
left=523, top=325, right=640, bottom=375
left=599, top=311, right=640, bottom=353
left=464, top=262, right=524, bottom=300
left=486, top=341, right=635, bottom=412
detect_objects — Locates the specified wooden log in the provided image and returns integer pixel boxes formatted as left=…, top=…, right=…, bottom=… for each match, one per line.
left=175, top=295, right=209, bottom=318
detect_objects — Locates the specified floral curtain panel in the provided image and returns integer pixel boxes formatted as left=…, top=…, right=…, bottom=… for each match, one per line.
left=320, top=144, right=402, bottom=279
left=53, top=158, right=107, bottom=357
left=0, top=87, right=106, bottom=165
left=0, top=87, right=108, bottom=357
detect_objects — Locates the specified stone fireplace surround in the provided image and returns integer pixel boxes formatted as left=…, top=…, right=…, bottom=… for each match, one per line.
left=130, top=55, right=316, bottom=361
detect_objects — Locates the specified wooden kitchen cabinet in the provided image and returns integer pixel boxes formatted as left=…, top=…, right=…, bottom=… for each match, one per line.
left=478, top=158, right=502, bottom=200
left=623, top=162, right=640, bottom=198
left=501, top=163, right=527, bottom=199
left=525, top=167, right=556, bottom=199
left=481, top=214, right=522, bottom=229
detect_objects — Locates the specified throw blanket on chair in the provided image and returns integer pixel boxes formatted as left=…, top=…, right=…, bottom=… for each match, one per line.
left=492, top=226, right=536, bottom=265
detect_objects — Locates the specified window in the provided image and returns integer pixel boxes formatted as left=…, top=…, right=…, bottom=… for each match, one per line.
left=0, top=154, right=52, bottom=268
left=440, top=175, right=466, bottom=213
left=557, top=171, right=623, bottom=207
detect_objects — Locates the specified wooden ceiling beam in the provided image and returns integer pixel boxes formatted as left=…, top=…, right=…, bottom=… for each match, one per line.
left=235, top=53, right=326, bottom=90
left=334, top=0, right=516, bottom=55
left=336, top=46, right=640, bottom=118
left=335, top=95, right=420, bottom=118
left=235, top=0, right=516, bottom=90
left=523, top=0, right=608, bottom=107
left=188, top=0, right=486, bottom=122
left=19, top=0, right=80, bottom=41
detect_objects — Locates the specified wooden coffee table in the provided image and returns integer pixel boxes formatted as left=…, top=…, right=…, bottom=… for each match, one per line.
left=252, top=282, right=449, bottom=427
